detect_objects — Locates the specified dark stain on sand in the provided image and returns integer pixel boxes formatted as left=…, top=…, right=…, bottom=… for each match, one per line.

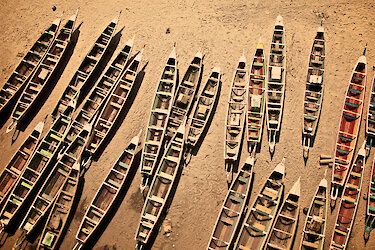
left=129, top=189, right=144, bottom=212
left=74, top=197, right=88, bottom=221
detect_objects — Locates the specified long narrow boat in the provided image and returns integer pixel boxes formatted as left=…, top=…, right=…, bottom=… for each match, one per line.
left=186, top=67, right=221, bottom=151
left=234, top=158, right=285, bottom=250
left=139, top=47, right=178, bottom=190
left=265, top=177, right=301, bottom=250
left=246, top=40, right=266, bottom=156
left=164, top=51, right=203, bottom=143
left=364, top=151, right=375, bottom=240
left=73, top=130, right=141, bottom=250
left=266, top=15, right=286, bottom=154
left=224, top=53, right=247, bottom=174
left=13, top=121, right=93, bottom=248
left=86, top=49, right=143, bottom=156
left=365, top=74, right=375, bottom=154
left=6, top=12, right=77, bottom=133
left=0, top=119, right=45, bottom=206
left=135, top=122, right=186, bottom=249
left=73, top=36, right=134, bottom=133
left=330, top=141, right=366, bottom=249
left=37, top=158, right=80, bottom=250
left=300, top=172, right=328, bottom=250
left=0, top=18, right=60, bottom=115
left=51, top=16, right=119, bottom=119
left=331, top=49, right=367, bottom=206
left=207, top=156, right=253, bottom=250
left=0, top=98, right=77, bottom=233
left=302, top=25, right=325, bottom=159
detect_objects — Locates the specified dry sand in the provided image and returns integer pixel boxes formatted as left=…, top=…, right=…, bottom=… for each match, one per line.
left=0, top=0, right=375, bottom=249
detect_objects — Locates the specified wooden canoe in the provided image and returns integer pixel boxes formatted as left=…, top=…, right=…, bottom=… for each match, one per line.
left=186, top=67, right=221, bottom=150
left=0, top=98, right=77, bottom=232
left=73, top=130, right=141, bottom=249
left=37, top=160, right=80, bottom=250
left=6, top=13, right=77, bottom=133
left=265, top=177, right=301, bottom=250
left=224, top=53, right=247, bottom=164
left=366, top=73, right=375, bottom=153
left=266, top=15, right=286, bottom=154
left=330, top=141, right=366, bottom=249
left=302, top=25, right=325, bottom=159
left=135, top=122, right=186, bottom=249
left=74, top=36, right=134, bottom=128
left=164, top=51, right=203, bottom=142
left=234, top=158, right=285, bottom=250
left=0, top=119, right=45, bottom=206
left=51, top=16, right=119, bottom=119
left=300, top=173, right=328, bottom=250
left=0, top=18, right=60, bottom=115
left=207, top=156, right=253, bottom=250
left=331, top=51, right=367, bottom=205
left=14, top=121, right=93, bottom=248
left=86, top=49, right=143, bottom=155
left=140, top=47, right=177, bottom=190
left=247, top=40, right=266, bottom=155
left=365, top=150, right=375, bottom=240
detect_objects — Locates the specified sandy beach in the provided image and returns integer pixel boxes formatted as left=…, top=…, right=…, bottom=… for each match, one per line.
left=0, top=0, right=375, bottom=249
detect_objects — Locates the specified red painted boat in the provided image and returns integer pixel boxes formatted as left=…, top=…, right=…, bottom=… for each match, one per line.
left=331, top=50, right=367, bottom=206
left=330, top=141, right=366, bottom=249
left=365, top=73, right=375, bottom=154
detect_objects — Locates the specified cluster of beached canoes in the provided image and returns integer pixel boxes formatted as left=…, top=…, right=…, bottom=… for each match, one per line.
left=0, top=10, right=374, bottom=250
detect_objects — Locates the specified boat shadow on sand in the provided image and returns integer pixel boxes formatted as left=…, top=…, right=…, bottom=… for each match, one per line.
left=91, top=60, right=148, bottom=161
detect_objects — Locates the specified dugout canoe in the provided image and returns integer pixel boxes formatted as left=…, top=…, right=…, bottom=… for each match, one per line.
left=266, top=15, right=286, bottom=154
left=6, top=12, right=77, bottom=133
left=73, top=130, right=141, bottom=250
left=207, top=156, right=253, bottom=249
left=234, top=158, right=285, bottom=250
left=139, top=47, right=178, bottom=191
left=0, top=18, right=60, bottom=115
left=331, top=49, right=367, bottom=206
left=302, top=25, right=325, bottom=159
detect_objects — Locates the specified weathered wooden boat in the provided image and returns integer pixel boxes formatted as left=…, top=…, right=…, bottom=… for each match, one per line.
left=300, top=172, right=328, bottom=250
left=331, top=50, right=367, bottom=206
left=86, top=49, right=143, bottom=156
left=330, top=141, right=366, bottom=249
left=302, top=25, right=325, bottom=159
left=364, top=152, right=375, bottom=240
left=140, top=47, right=177, bottom=190
left=73, top=36, right=134, bottom=135
left=224, top=53, right=247, bottom=177
left=0, top=97, right=77, bottom=233
left=186, top=67, right=221, bottom=151
left=0, top=119, right=45, bottom=206
left=247, top=40, right=266, bottom=156
left=13, top=121, right=93, bottom=248
left=135, top=122, right=186, bottom=249
left=234, top=158, right=285, bottom=250
left=51, top=16, right=119, bottom=119
left=207, top=156, right=253, bottom=250
left=73, top=130, right=141, bottom=250
left=37, top=159, right=80, bottom=250
left=0, top=18, right=60, bottom=115
left=6, top=12, right=77, bottom=133
left=265, top=177, right=301, bottom=250
left=266, top=15, right=286, bottom=154
left=366, top=73, right=375, bottom=154
left=164, top=50, right=203, bottom=143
